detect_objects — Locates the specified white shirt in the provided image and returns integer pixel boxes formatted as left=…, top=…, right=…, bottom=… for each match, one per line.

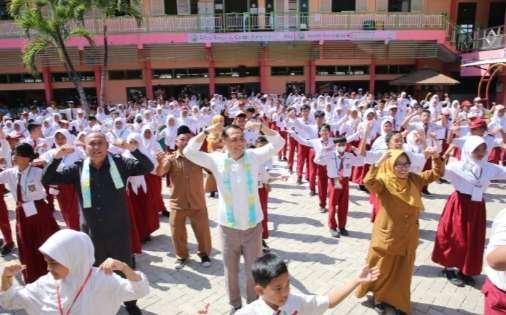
left=315, top=151, right=364, bottom=178
left=453, top=135, right=503, bottom=156
left=236, top=292, right=329, bottom=315
left=0, top=166, right=46, bottom=202
left=0, top=269, right=149, bottom=315
left=184, top=133, right=285, bottom=230
left=486, top=209, right=506, bottom=290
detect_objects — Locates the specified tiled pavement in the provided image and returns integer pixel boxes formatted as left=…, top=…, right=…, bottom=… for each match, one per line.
left=1, top=159, right=505, bottom=314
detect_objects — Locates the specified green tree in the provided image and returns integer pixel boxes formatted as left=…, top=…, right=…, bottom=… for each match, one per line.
left=9, top=0, right=94, bottom=111
left=93, top=0, right=142, bottom=106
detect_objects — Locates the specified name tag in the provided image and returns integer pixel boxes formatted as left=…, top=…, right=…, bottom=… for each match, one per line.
left=22, top=201, right=37, bottom=217
left=471, top=184, right=483, bottom=202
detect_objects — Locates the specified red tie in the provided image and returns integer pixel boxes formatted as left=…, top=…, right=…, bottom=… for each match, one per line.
left=338, top=156, right=344, bottom=177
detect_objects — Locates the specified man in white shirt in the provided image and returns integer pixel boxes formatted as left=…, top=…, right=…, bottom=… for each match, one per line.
left=183, top=121, right=284, bottom=312
left=236, top=253, right=379, bottom=315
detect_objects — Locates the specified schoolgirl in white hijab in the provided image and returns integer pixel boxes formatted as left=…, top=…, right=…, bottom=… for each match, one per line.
left=40, top=129, right=85, bottom=170
left=0, top=229, right=149, bottom=315
left=123, top=133, right=148, bottom=195
left=141, top=125, right=163, bottom=167
left=157, top=115, right=179, bottom=151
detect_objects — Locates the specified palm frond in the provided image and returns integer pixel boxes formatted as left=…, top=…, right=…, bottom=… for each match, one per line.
left=22, top=38, right=52, bottom=73
left=67, top=27, right=95, bottom=46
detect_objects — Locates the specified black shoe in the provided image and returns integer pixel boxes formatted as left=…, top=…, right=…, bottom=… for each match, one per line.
left=175, top=258, right=187, bottom=270
left=296, top=177, right=302, bottom=185
left=422, top=188, right=432, bottom=196
left=443, top=269, right=465, bottom=287
left=339, top=228, right=349, bottom=236
left=373, top=303, right=386, bottom=315
left=161, top=210, right=170, bottom=218
left=210, top=192, right=216, bottom=198
left=359, top=185, right=368, bottom=192
left=282, top=157, right=288, bottom=161
left=329, top=228, right=340, bottom=238
left=1, top=242, right=13, bottom=256
left=125, top=304, right=142, bottom=315
left=309, top=190, right=316, bottom=196
left=262, top=240, right=270, bottom=252
left=457, top=271, right=476, bottom=286
left=200, top=255, right=211, bottom=267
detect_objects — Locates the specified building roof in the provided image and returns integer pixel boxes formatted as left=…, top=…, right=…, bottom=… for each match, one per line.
left=389, top=69, right=460, bottom=86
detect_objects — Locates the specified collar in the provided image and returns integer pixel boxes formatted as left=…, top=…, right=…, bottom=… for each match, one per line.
left=255, top=297, right=279, bottom=315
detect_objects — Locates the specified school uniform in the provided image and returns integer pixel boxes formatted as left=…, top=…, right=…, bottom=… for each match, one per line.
left=0, top=139, right=13, bottom=247
left=0, top=166, right=59, bottom=283
left=236, top=292, right=329, bottom=315
left=316, top=150, right=363, bottom=230
left=432, top=136, right=506, bottom=276
left=483, top=209, right=506, bottom=315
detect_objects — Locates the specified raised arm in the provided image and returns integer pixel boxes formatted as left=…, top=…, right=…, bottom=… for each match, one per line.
left=182, top=131, right=215, bottom=170
left=120, top=149, right=154, bottom=177
left=415, top=151, right=444, bottom=188
left=363, top=152, right=389, bottom=194
left=41, top=159, right=79, bottom=185
left=250, top=122, right=285, bottom=165
left=287, top=130, right=312, bottom=147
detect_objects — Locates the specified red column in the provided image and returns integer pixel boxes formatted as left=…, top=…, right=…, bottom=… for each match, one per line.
left=260, top=45, right=269, bottom=93
left=143, top=60, right=154, bottom=100
left=449, top=0, right=457, bottom=26
left=206, top=45, right=216, bottom=96
left=42, top=67, right=53, bottom=105
left=94, top=66, right=102, bottom=104
left=308, top=60, right=316, bottom=96
left=369, top=59, right=376, bottom=96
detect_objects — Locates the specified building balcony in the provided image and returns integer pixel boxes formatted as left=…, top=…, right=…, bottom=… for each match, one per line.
left=0, top=12, right=447, bottom=38
left=453, top=25, right=505, bottom=53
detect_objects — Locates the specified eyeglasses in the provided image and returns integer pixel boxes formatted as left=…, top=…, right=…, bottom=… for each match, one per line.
left=394, top=162, right=411, bottom=169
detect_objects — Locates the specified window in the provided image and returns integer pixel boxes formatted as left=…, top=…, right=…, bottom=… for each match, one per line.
left=216, top=67, right=260, bottom=77
left=0, top=0, right=10, bottom=20
left=153, top=69, right=174, bottom=79
left=271, top=66, right=304, bottom=76
left=109, top=70, right=142, bottom=80
left=388, top=0, right=410, bottom=12
left=190, top=0, right=198, bottom=14
left=114, top=0, right=133, bottom=16
left=332, top=0, right=355, bottom=12
left=52, top=72, right=95, bottom=82
left=165, top=0, right=177, bottom=15
left=0, top=73, right=43, bottom=83
left=376, top=65, right=415, bottom=74
left=316, top=65, right=369, bottom=76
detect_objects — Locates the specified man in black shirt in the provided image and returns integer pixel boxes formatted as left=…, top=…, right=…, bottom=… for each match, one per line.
left=42, top=131, right=153, bottom=315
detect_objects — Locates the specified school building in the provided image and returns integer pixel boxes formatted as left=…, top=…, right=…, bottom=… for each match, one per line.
left=0, top=0, right=504, bottom=106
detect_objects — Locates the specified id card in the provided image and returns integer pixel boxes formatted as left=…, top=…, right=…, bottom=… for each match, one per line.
left=22, top=201, right=37, bottom=217
left=48, top=187, right=59, bottom=196
left=471, top=184, right=483, bottom=202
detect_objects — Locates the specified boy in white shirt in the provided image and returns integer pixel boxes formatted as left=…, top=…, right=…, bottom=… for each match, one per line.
left=236, top=253, right=379, bottom=315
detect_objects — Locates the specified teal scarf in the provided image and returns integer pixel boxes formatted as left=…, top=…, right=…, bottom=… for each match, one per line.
left=222, top=152, right=258, bottom=227
left=81, top=155, right=124, bottom=208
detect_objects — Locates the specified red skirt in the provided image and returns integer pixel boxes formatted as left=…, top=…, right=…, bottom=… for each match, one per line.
left=55, top=184, right=80, bottom=230
left=145, top=173, right=166, bottom=213
left=126, top=192, right=142, bottom=254
left=482, top=277, right=506, bottom=315
left=127, top=182, right=159, bottom=241
left=488, top=147, right=504, bottom=164
left=16, top=199, right=59, bottom=283
left=432, top=191, right=486, bottom=276
left=369, top=192, right=380, bottom=222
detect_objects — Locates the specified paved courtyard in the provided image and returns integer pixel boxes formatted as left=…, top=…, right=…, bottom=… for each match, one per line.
left=0, top=159, right=504, bottom=314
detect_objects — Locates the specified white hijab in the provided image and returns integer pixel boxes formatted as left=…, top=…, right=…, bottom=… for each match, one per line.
left=123, top=133, right=147, bottom=195
left=38, top=229, right=95, bottom=313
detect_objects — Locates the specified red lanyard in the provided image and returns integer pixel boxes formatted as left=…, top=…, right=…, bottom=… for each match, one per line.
left=56, top=269, right=93, bottom=315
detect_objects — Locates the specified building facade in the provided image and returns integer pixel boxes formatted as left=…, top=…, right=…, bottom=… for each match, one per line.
left=0, top=0, right=504, bottom=106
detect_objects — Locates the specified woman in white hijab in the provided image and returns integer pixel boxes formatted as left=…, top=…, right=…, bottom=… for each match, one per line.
left=123, top=133, right=160, bottom=245
left=0, top=229, right=149, bottom=315
left=39, top=129, right=85, bottom=230
left=157, top=115, right=179, bottom=152
left=432, top=136, right=506, bottom=287
left=141, top=126, right=167, bottom=216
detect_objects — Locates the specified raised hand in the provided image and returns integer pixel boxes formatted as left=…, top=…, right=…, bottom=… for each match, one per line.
left=54, top=145, right=75, bottom=159
left=99, top=258, right=126, bottom=275
left=356, top=265, right=380, bottom=283
left=2, top=262, right=26, bottom=278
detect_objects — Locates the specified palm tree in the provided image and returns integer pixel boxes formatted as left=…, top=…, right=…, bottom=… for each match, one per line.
left=93, top=0, right=142, bottom=106
left=9, top=0, right=94, bottom=111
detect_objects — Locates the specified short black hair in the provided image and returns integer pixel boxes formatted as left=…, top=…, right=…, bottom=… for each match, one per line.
left=318, top=124, right=331, bottom=133
left=385, top=130, right=402, bottom=146
left=314, top=110, right=325, bottom=118
left=422, top=109, right=431, bottom=115
left=222, top=124, right=243, bottom=139
left=301, top=104, right=311, bottom=111
left=246, top=107, right=256, bottom=113
left=256, top=136, right=268, bottom=145
left=252, top=253, right=288, bottom=288
left=287, top=107, right=296, bottom=113
left=333, top=136, right=347, bottom=144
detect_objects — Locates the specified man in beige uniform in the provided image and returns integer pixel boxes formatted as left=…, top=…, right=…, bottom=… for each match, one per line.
left=156, top=125, right=212, bottom=270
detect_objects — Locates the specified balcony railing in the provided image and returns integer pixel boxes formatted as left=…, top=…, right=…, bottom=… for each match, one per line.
left=0, top=13, right=447, bottom=38
left=452, top=25, right=505, bottom=52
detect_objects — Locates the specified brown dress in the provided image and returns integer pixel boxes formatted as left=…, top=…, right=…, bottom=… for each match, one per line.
left=356, top=154, right=444, bottom=313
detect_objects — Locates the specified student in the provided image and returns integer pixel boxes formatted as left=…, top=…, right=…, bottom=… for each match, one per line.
left=236, top=253, right=379, bottom=315
left=315, top=137, right=364, bottom=237
left=0, top=143, right=59, bottom=283
left=432, top=136, right=506, bottom=287
left=0, top=229, right=149, bottom=315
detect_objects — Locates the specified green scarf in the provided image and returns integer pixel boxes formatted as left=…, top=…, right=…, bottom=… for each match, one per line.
left=81, top=154, right=124, bottom=208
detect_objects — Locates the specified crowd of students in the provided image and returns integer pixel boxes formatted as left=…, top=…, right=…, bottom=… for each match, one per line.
left=0, top=89, right=503, bottom=314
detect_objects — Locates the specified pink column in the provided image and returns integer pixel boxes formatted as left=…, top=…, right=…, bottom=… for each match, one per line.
left=260, top=45, right=269, bottom=93
left=143, top=60, right=154, bottom=100
left=42, top=67, right=53, bottom=105
left=206, top=45, right=216, bottom=96
left=369, top=59, right=376, bottom=96
left=308, top=60, right=316, bottom=96
left=94, top=66, right=102, bottom=104
left=449, top=0, right=457, bottom=26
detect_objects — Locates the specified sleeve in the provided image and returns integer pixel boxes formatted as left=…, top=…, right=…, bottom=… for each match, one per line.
left=182, top=136, right=216, bottom=171
left=154, top=156, right=172, bottom=177
left=491, top=164, right=506, bottom=180
left=363, top=164, right=385, bottom=194
left=413, top=157, right=445, bottom=188
left=107, top=272, right=150, bottom=303
left=0, top=280, right=44, bottom=312
left=350, top=154, right=365, bottom=167
left=300, top=294, right=330, bottom=315
left=452, top=137, right=465, bottom=148
left=289, top=132, right=312, bottom=147
left=121, top=150, right=154, bottom=177
left=41, top=159, right=80, bottom=185
left=249, top=133, right=285, bottom=165
left=364, top=150, right=383, bottom=165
